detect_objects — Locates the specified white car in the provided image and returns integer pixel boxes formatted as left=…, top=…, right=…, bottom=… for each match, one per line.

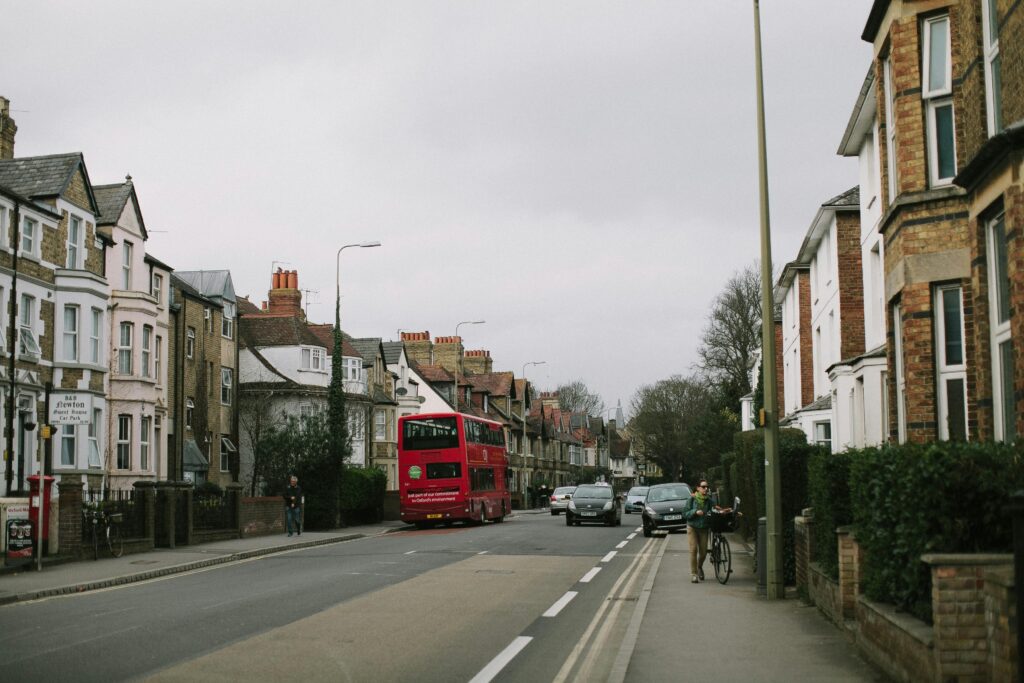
left=624, top=486, right=649, bottom=514
left=549, top=486, right=576, bottom=515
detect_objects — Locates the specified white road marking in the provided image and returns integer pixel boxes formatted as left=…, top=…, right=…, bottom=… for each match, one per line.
left=580, top=567, right=602, bottom=583
left=616, top=541, right=628, bottom=549
left=543, top=591, right=578, bottom=617
left=601, top=551, right=617, bottom=563
left=404, top=550, right=416, bottom=555
left=635, top=527, right=643, bottom=533
left=468, top=636, right=533, bottom=683
left=627, top=533, right=637, bottom=540
left=477, top=550, right=489, bottom=555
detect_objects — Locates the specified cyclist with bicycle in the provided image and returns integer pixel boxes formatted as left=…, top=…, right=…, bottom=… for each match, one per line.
left=685, top=480, right=713, bottom=583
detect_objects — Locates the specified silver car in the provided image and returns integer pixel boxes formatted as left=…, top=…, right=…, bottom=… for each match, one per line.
left=624, top=486, right=649, bottom=514
left=549, top=486, right=576, bottom=515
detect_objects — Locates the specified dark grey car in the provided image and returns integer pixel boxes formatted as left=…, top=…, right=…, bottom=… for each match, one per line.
left=641, top=483, right=692, bottom=537
left=566, top=484, right=622, bottom=527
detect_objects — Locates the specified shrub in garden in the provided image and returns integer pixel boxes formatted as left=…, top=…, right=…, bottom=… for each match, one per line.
left=849, top=441, right=1024, bottom=624
left=807, top=447, right=853, bottom=579
left=339, top=467, right=388, bottom=524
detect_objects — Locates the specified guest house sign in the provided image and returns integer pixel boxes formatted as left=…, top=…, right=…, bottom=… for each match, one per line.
left=48, top=393, right=93, bottom=425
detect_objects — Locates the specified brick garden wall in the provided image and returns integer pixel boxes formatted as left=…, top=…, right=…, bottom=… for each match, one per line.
left=240, top=497, right=287, bottom=537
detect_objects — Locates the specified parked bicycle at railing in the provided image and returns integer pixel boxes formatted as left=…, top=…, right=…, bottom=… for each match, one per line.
left=83, top=506, right=124, bottom=560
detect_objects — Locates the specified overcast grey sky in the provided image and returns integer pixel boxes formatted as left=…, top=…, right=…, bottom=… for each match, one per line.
left=4, top=1, right=874, bottom=414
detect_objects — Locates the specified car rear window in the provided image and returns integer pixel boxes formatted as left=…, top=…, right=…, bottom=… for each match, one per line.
left=627, top=487, right=648, bottom=496
left=647, top=485, right=691, bottom=502
left=553, top=487, right=575, bottom=496
left=574, top=486, right=612, bottom=499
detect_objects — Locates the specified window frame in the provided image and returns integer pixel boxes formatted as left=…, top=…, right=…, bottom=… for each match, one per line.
left=221, top=367, right=233, bottom=406
left=155, top=335, right=162, bottom=384
left=186, top=397, right=195, bottom=430
left=140, top=415, right=151, bottom=471
left=116, top=414, right=132, bottom=470
left=141, top=325, right=152, bottom=378
left=88, top=408, right=102, bottom=468
left=893, top=302, right=907, bottom=443
left=18, top=293, right=41, bottom=359
left=121, top=240, right=133, bottom=290
left=90, top=308, right=102, bottom=364
left=63, top=304, right=79, bottom=362
left=20, top=216, right=37, bottom=256
left=883, top=55, right=898, bottom=203
left=118, top=322, right=134, bottom=375
left=987, top=208, right=1014, bottom=441
left=60, top=424, right=76, bottom=466
left=921, top=14, right=956, bottom=186
left=186, top=327, right=195, bottom=359
left=67, top=214, right=83, bottom=269
left=981, top=0, right=1002, bottom=136
left=152, top=273, right=163, bottom=305
left=221, top=302, right=234, bottom=339
left=934, top=283, right=968, bottom=441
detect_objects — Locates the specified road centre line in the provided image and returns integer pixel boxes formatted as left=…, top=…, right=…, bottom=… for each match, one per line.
left=478, top=550, right=489, bottom=555
left=468, top=636, right=533, bottom=683
left=627, top=533, right=637, bottom=539
left=616, top=540, right=628, bottom=549
left=543, top=591, right=578, bottom=617
left=579, top=567, right=602, bottom=583
left=635, top=527, right=643, bottom=533
left=601, top=551, right=617, bottom=563
left=404, top=550, right=416, bottom=555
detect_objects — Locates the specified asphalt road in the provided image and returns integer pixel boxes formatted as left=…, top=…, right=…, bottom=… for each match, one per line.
left=0, top=512, right=658, bottom=682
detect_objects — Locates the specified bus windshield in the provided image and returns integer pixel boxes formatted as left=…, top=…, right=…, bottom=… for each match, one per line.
left=403, top=417, right=459, bottom=450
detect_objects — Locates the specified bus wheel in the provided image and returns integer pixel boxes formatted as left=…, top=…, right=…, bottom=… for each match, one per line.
left=495, top=502, right=506, bottom=523
left=478, top=507, right=487, bottom=525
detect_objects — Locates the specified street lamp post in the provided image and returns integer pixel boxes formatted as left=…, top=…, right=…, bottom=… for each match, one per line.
left=753, top=0, right=783, bottom=600
left=329, top=241, right=380, bottom=525
left=453, top=320, right=484, bottom=412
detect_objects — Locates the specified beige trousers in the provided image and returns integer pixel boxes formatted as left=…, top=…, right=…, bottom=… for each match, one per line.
left=688, top=526, right=709, bottom=576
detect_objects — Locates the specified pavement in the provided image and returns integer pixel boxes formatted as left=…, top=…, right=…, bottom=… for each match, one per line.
left=0, top=508, right=885, bottom=682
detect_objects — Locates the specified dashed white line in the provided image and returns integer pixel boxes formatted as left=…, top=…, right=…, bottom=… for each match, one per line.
left=601, top=551, right=617, bottom=563
left=634, top=527, right=643, bottom=533
left=616, top=540, right=628, bottom=549
left=580, top=567, right=602, bottom=583
left=478, top=550, right=489, bottom=555
left=404, top=550, right=416, bottom=555
left=468, top=636, right=533, bottom=683
left=543, top=591, right=578, bottom=617
left=627, top=533, right=637, bottom=540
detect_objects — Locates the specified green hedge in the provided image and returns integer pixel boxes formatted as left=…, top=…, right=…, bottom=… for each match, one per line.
left=339, top=467, right=388, bottom=523
left=807, top=448, right=853, bottom=579
left=848, top=441, right=1024, bottom=623
left=726, top=427, right=817, bottom=584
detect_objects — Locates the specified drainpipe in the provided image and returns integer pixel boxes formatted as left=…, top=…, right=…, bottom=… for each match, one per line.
left=4, top=198, right=19, bottom=495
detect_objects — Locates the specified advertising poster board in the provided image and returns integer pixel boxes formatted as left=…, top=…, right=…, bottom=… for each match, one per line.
left=5, top=519, right=34, bottom=567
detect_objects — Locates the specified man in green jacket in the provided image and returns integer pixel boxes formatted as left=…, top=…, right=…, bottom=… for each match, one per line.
left=685, top=479, right=713, bottom=583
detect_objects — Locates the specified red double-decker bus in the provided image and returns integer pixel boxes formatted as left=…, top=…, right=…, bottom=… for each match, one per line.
left=398, top=412, right=511, bottom=528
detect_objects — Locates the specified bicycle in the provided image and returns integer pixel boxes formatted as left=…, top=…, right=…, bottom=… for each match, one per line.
left=709, top=497, right=741, bottom=585
left=84, top=507, right=124, bottom=560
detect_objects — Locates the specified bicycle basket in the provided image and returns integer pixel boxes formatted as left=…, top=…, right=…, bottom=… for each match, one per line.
left=107, top=512, right=123, bottom=524
left=709, top=511, right=735, bottom=533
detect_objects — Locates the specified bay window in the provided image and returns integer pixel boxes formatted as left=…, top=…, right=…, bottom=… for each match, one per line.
left=935, top=284, right=968, bottom=441
left=982, top=0, right=1003, bottom=136
left=922, top=15, right=956, bottom=185
left=987, top=209, right=1014, bottom=441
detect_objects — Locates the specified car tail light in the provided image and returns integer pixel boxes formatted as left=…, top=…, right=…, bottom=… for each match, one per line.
left=550, top=495, right=557, bottom=502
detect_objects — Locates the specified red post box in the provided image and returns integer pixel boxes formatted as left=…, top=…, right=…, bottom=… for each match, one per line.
left=28, top=475, right=55, bottom=542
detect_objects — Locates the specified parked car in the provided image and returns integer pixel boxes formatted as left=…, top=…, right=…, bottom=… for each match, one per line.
left=549, top=486, right=576, bottom=515
left=566, top=484, right=622, bottom=527
left=641, top=482, right=692, bottom=537
left=624, top=486, right=649, bottom=514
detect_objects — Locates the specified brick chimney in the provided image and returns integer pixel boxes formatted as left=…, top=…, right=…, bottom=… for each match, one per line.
left=0, top=96, right=16, bottom=160
left=401, top=331, right=433, bottom=366
left=266, top=268, right=303, bottom=318
left=463, top=349, right=493, bottom=374
left=433, top=336, right=464, bottom=374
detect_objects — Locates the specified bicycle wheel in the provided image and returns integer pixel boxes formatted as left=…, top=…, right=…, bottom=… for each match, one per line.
left=716, top=535, right=732, bottom=584
left=711, top=535, right=722, bottom=581
left=107, top=524, right=124, bottom=558
left=92, top=521, right=100, bottom=561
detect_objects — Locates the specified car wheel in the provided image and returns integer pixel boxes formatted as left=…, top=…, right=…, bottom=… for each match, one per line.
left=565, top=514, right=573, bottom=527
left=550, top=510, right=558, bottom=516
left=643, top=524, right=652, bottom=538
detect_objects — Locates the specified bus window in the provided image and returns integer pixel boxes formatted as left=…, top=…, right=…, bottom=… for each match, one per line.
left=403, top=417, right=459, bottom=450
left=426, top=462, right=461, bottom=479
left=470, top=467, right=496, bottom=491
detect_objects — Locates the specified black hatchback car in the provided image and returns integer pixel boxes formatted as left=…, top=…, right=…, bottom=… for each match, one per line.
left=566, top=484, right=622, bottom=527
left=641, top=483, right=692, bottom=537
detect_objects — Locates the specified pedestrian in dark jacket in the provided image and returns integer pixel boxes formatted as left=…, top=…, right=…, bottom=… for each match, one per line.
left=284, top=475, right=302, bottom=536
left=685, top=479, right=713, bottom=583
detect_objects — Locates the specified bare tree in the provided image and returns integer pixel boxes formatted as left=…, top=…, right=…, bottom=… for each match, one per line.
left=238, top=388, right=279, bottom=496
left=556, top=380, right=604, bottom=415
left=629, top=375, right=734, bottom=483
left=696, top=261, right=763, bottom=407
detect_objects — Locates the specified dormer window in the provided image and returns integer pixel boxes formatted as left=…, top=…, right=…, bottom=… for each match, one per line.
left=21, top=217, right=38, bottom=256
left=122, top=241, right=133, bottom=289
left=67, top=215, right=83, bottom=269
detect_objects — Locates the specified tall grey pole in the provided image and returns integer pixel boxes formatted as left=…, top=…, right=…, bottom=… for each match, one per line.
left=753, top=0, right=784, bottom=600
